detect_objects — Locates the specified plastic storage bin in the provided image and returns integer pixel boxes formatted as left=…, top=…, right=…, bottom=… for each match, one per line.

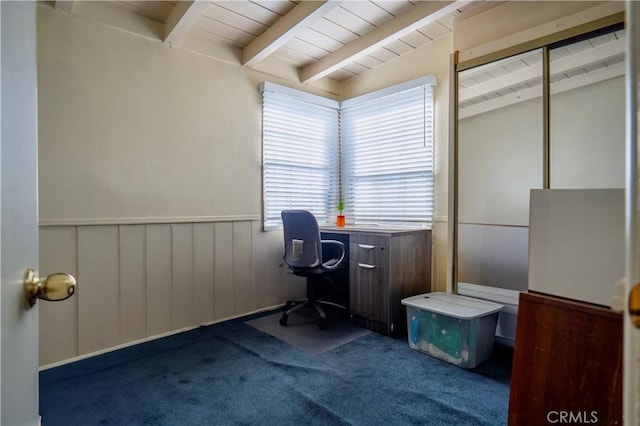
left=401, top=292, right=503, bottom=368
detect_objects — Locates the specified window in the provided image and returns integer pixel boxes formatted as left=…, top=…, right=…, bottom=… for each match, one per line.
left=261, top=77, right=435, bottom=230
left=261, top=82, right=339, bottom=230
left=341, top=77, right=435, bottom=226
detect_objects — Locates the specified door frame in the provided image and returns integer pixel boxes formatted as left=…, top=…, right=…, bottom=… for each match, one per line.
left=624, top=1, right=640, bottom=424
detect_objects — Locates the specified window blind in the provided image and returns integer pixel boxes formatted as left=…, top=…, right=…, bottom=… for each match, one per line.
left=261, top=83, right=340, bottom=230
left=341, top=83, right=435, bottom=226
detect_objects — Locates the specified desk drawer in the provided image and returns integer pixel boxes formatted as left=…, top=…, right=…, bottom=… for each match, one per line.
left=350, top=233, right=388, bottom=247
left=349, top=261, right=387, bottom=322
left=350, top=242, right=388, bottom=266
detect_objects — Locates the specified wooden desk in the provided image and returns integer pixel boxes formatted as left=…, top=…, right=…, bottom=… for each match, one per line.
left=321, top=226, right=431, bottom=335
left=508, top=292, right=623, bottom=425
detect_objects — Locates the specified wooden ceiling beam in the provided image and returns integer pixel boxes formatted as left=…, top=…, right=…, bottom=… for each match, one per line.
left=242, top=1, right=341, bottom=67
left=164, top=0, right=211, bottom=45
left=299, top=1, right=464, bottom=82
left=459, top=62, right=625, bottom=119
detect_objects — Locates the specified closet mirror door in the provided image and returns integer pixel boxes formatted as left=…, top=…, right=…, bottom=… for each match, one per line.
left=529, top=26, right=627, bottom=305
left=457, top=49, right=543, bottom=294
left=549, top=26, right=626, bottom=189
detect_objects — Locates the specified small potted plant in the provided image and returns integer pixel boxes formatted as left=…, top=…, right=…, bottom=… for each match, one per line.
left=336, top=202, right=346, bottom=227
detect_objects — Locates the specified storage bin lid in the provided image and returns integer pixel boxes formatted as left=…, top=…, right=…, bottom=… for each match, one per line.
left=401, top=292, right=503, bottom=319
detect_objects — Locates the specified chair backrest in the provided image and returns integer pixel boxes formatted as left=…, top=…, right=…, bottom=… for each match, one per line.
left=281, top=210, right=322, bottom=269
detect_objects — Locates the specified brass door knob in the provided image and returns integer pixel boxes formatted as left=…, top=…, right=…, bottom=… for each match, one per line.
left=630, top=283, right=640, bottom=329
left=24, top=268, right=76, bottom=308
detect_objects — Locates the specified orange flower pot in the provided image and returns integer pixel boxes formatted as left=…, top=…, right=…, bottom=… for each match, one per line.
left=336, top=215, right=346, bottom=227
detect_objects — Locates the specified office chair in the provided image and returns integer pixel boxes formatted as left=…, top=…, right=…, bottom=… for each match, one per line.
left=280, top=210, right=347, bottom=329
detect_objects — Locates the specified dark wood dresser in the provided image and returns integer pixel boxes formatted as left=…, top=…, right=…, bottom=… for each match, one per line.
left=508, top=292, right=623, bottom=425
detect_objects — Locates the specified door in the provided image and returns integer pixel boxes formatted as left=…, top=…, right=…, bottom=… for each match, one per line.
left=1, top=2, right=40, bottom=425
left=626, top=2, right=640, bottom=425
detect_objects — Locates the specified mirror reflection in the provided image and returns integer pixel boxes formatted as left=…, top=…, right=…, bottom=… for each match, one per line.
left=457, top=49, right=543, bottom=296
left=549, top=27, right=626, bottom=189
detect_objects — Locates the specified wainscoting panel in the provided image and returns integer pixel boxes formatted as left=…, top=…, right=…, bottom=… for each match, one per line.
left=39, top=227, right=78, bottom=366
left=171, top=223, right=195, bottom=329
left=214, top=222, right=235, bottom=320
left=233, top=221, right=253, bottom=315
left=193, top=223, right=215, bottom=324
left=146, top=224, right=173, bottom=336
left=250, top=221, right=302, bottom=308
left=77, top=226, right=121, bottom=354
left=40, top=219, right=445, bottom=367
left=119, top=225, right=146, bottom=343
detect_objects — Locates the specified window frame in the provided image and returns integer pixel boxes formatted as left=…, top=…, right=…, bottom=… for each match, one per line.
left=260, top=77, right=436, bottom=230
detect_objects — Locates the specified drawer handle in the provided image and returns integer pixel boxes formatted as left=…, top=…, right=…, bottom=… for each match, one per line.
left=358, top=244, right=376, bottom=249
left=358, top=263, right=376, bottom=269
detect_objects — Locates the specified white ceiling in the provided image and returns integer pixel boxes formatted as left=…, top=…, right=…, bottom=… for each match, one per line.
left=50, top=0, right=488, bottom=83
left=48, top=1, right=624, bottom=111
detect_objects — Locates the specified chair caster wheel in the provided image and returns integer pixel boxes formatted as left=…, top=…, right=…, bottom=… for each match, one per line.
left=279, top=314, right=288, bottom=326
left=319, top=317, right=328, bottom=330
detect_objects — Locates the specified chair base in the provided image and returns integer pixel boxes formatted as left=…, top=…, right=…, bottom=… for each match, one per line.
left=279, top=298, right=347, bottom=329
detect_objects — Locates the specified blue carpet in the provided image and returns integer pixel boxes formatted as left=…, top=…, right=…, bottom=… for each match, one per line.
left=40, top=311, right=511, bottom=425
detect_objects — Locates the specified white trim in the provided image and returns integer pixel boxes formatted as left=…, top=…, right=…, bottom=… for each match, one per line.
left=495, top=336, right=515, bottom=348
left=259, top=81, right=339, bottom=109
left=457, top=282, right=520, bottom=310
left=459, top=222, right=529, bottom=229
left=39, top=326, right=199, bottom=370
left=39, top=215, right=260, bottom=227
left=39, top=304, right=284, bottom=371
left=341, top=75, right=436, bottom=108
left=433, top=216, right=448, bottom=224
left=625, top=1, right=640, bottom=423
left=457, top=2, right=625, bottom=64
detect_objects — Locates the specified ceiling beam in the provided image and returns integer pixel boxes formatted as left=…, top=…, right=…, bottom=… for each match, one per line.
left=300, top=0, right=464, bottom=82
left=55, top=1, right=75, bottom=15
left=164, top=0, right=211, bottom=45
left=242, top=1, right=341, bottom=67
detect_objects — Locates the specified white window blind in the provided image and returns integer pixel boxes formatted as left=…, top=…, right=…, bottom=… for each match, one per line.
left=341, top=81, right=435, bottom=226
left=261, top=83, right=339, bottom=230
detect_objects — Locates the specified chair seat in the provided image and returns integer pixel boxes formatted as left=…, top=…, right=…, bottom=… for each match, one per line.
left=323, top=258, right=341, bottom=268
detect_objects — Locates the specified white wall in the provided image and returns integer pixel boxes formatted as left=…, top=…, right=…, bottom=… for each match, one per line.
left=38, top=7, right=256, bottom=221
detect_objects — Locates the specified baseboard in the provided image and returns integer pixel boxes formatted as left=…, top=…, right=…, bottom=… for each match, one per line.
left=39, top=304, right=284, bottom=371
left=457, top=282, right=520, bottom=311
